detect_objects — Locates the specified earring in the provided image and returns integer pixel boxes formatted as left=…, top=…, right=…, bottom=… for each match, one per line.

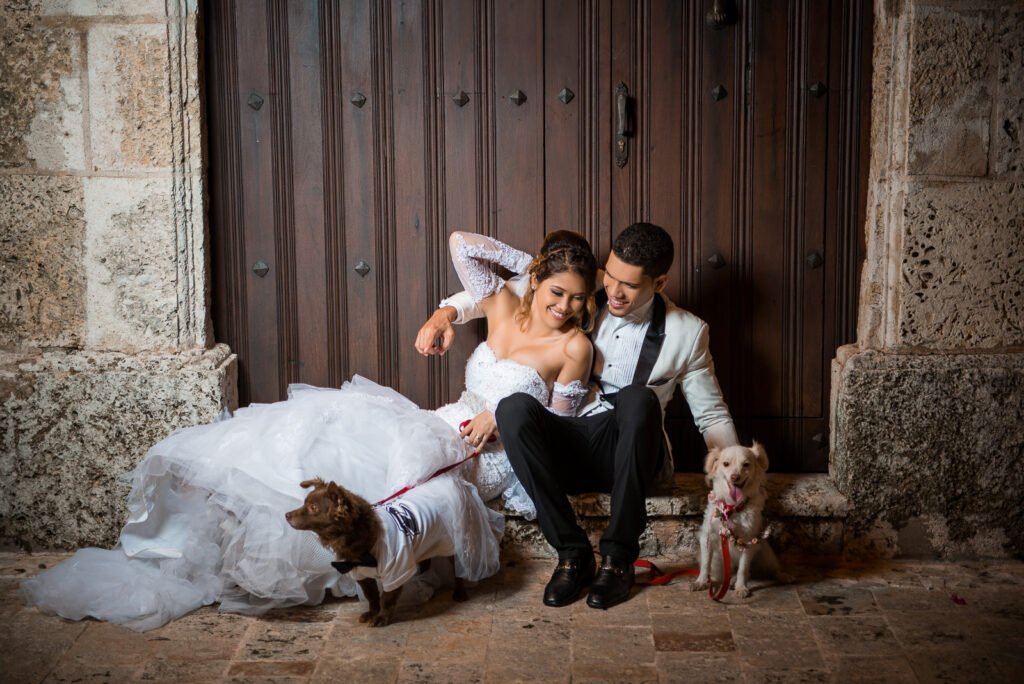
left=531, top=285, right=536, bottom=291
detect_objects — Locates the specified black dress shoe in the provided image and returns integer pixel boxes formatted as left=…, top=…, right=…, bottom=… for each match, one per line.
left=586, top=555, right=635, bottom=609
left=543, top=556, right=596, bottom=607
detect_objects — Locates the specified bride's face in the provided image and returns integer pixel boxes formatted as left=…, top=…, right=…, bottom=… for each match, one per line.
left=531, top=271, right=589, bottom=329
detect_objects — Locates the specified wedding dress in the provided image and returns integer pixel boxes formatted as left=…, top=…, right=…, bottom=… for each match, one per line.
left=22, top=234, right=587, bottom=632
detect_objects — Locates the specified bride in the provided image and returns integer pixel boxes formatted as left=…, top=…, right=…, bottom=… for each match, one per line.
left=22, top=230, right=597, bottom=631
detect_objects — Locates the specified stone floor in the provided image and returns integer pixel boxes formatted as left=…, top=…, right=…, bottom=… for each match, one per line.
left=2, top=551, right=1023, bottom=683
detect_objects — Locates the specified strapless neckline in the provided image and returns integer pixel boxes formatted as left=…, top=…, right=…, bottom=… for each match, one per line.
left=480, top=342, right=546, bottom=390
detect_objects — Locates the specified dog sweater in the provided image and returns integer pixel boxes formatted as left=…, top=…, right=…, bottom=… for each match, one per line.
left=347, top=476, right=457, bottom=591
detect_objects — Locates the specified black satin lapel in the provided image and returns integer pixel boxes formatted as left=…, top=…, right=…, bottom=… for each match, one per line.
left=589, top=290, right=610, bottom=380
left=594, top=290, right=608, bottom=318
left=631, top=294, right=666, bottom=385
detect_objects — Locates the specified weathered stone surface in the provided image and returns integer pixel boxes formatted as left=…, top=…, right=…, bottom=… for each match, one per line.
left=0, top=345, right=237, bottom=549
left=899, top=181, right=1024, bottom=349
left=995, top=5, right=1024, bottom=178
left=0, top=175, right=86, bottom=348
left=88, top=23, right=172, bottom=170
left=0, top=1, right=84, bottom=169
left=83, top=176, right=180, bottom=350
left=833, top=350, right=1024, bottom=559
left=906, top=5, right=994, bottom=177
left=857, top=2, right=913, bottom=350
left=40, top=0, right=168, bottom=15
left=164, top=6, right=208, bottom=349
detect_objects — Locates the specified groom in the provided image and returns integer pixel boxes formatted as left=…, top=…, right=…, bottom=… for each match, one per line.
left=415, top=222, right=739, bottom=609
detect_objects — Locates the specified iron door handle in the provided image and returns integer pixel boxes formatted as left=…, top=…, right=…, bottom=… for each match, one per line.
left=615, top=82, right=630, bottom=168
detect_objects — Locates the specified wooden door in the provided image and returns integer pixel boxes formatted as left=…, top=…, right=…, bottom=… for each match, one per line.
left=204, top=0, right=869, bottom=472
left=615, top=0, right=872, bottom=471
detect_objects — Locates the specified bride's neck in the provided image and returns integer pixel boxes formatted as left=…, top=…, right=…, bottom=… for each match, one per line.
left=524, top=304, right=572, bottom=338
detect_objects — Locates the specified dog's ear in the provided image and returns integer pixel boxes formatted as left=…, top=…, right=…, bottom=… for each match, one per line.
left=751, top=441, right=769, bottom=472
left=300, top=478, right=325, bottom=490
left=703, top=447, right=721, bottom=487
left=326, top=482, right=346, bottom=509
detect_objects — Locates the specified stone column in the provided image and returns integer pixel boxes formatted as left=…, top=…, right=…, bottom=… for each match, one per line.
left=1, top=0, right=236, bottom=549
left=833, top=0, right=1024, bottom=558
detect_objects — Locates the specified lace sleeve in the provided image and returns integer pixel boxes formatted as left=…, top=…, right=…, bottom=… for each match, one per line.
left=450, top=231, right=533, bottom=302
left=548, top=380, right=588, bottom=417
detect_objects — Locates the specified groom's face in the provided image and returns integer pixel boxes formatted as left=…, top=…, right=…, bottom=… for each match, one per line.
left=602, top=252, right=667, bottom=318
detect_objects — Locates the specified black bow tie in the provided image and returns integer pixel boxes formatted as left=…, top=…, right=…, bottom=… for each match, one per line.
left=331, top=553, right=377, bottom=574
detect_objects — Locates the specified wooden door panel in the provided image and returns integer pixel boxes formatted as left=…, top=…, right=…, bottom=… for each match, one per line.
left=288, top=0, right=330, bottom=390
left=543, top=0, right=583, bottom=234
left=646, top=0, right=688, bottom=301
left=439, top=0, right=487, bottom=405
left=235, top=0, right=282, bottom=404
left=389, top=0, right=433, bottom=406
left=492, top=0, right=544, bottom=251
left=336, top=0, right=381, bottom=385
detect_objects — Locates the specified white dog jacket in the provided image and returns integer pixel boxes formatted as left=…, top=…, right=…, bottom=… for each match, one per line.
left=347, top=477, right=458, bottom=592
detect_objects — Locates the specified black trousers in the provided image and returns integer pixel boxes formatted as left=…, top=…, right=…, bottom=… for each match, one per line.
left=495, top=384, right=664, bottom=562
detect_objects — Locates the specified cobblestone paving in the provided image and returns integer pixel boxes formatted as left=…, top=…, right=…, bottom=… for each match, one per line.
left=2, top=552, right=1022, bottom=683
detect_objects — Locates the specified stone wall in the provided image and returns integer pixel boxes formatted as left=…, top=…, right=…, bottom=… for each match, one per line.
left=833, top=0, right=1024, bottom=558
left=0, top=0, right=236, bottom=549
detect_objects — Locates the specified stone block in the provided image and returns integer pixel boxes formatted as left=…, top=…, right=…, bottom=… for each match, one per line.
left=0, top=345, right=237, bottom=549
left=40, top=0, right=167, bottom=15
left=83, top=175, right=181, bottom=350
left=833, top=350, right=1024, bottom=559
left=0, top=4, right=85, bottom=169
left=0, top=175, right=86, bottom=348
left=906, top=6, right=994, bottom=177
left=899, top=181, right=1024, bottom=348
left=87, top=23, right=172, bottom=170
left=995, top=5, right=1023, bottom=178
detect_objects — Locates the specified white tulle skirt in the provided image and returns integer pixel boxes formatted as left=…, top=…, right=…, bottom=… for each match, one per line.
left=21, top=378, right=504, bottom=632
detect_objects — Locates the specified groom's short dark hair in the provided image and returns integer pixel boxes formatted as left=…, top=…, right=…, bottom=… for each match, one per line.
left=611, top=222, right=674, bottom=279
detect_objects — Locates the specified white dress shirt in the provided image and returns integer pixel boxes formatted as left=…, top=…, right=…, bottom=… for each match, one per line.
left=589, top=296, right=655, bottom=413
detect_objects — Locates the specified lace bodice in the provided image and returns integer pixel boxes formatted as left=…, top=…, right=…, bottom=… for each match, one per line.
left=464, top=343, right=549, bottom=411
left=460, top=342, right=587, bottom=417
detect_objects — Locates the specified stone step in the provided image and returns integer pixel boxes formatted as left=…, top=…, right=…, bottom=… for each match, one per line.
left=494, top=473, right=849, bottom=559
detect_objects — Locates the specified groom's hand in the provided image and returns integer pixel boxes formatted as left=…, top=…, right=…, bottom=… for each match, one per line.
left=415, top=306, right=457, bottom=356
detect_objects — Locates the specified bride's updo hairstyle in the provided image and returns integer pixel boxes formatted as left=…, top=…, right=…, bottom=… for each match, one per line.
left=516, top=230, right=598, bottom=333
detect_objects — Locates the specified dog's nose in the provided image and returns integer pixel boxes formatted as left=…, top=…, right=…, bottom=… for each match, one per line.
left=284, top=511, right=292, bottom=521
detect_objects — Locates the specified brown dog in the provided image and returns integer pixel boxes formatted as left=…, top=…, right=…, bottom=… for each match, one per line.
left=285, top=477, right=465, bottom=626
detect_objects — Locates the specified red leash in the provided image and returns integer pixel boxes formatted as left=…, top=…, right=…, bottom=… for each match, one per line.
left=708, top=533, right=731, bottom=600
left=633, top=559, right=699, bottom=586
left=631, top=535, right=729, bottom=599
left=374, top=420, right=493, bottom=506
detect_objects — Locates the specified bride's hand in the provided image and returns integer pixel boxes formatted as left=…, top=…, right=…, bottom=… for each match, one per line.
left=459, top=411, right=498, bottom=449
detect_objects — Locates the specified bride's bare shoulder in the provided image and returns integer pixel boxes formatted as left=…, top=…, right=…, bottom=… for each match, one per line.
left=561, top=330, right=593, bottom=364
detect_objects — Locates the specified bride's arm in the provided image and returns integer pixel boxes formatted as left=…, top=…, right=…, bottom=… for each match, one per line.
left=416, top=233, right=530, bottom=355
left=449, top=232, right=533, bottom=304
left=549, top=334, right=593, bottom=417
left=438, top=273, right=530, bottom=325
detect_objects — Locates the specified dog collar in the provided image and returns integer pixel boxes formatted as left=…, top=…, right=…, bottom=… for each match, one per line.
left=708, top=492, right=746, bottom=516
left=331, top=552, right=378, bottom=574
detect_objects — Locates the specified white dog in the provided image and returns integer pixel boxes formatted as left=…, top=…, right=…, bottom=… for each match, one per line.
left=692, top=442, right=780, bottom=598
